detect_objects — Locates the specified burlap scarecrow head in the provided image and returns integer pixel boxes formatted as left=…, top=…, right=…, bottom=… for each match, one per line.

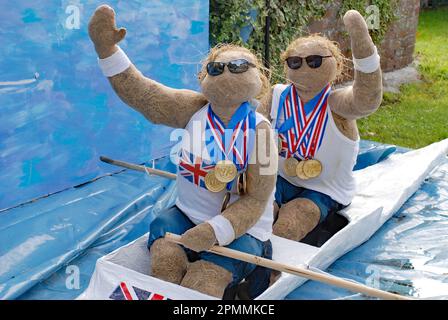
left=281, top=35, right=345, bottom=101
left=198, top=44, right=270, bottom=109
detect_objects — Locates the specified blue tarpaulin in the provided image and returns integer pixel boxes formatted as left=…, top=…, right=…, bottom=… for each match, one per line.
left=0, top=156, right=178, bottom=300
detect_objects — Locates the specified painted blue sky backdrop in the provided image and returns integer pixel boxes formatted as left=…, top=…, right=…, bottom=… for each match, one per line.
left=0, top=0, right=209, bottom=210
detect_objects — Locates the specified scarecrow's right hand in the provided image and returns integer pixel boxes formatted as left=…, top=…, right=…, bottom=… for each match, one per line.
left=343, top=10, right=375, bottom=59
left=88, top=5, right=127, bottom=58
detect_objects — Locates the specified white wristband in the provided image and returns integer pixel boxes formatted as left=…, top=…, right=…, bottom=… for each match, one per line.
left=208, top=216, right=235, bottom=246
left=98, top=46, right=131, bottom=77
left=352, top=46, right=380, bottom=74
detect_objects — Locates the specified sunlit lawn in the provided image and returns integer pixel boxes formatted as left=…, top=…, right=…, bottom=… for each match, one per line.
left=358, top=7, right=448, bottom=148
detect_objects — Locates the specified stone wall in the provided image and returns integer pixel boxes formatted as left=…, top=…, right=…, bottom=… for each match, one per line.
left=306, top=0, right=420, bottom=73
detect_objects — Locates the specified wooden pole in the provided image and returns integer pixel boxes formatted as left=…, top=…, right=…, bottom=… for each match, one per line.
left=165, top=232, right=413, bottom=300
left=100, top=156, right=176, bottom=180
left=264, top=0, right=271, bottom=68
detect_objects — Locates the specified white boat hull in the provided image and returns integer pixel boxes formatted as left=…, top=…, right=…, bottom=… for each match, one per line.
left=79, top=139, right=448, bottom=300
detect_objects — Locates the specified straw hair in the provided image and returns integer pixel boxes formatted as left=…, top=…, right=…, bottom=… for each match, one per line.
left=198, top=43, right=271, bottom=101
left=281, top=34, right=347, bottom=82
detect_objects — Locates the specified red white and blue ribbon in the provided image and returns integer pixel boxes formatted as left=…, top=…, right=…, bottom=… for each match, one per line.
left=276, top=84, right=331, bottom=160
left=206, top=102, right=255, bottom=170
left=205, top=102, right=256, bottom=190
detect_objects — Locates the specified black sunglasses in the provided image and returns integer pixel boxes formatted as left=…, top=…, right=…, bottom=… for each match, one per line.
left=207, top=59, right=256, bottom=76
left=286, top=55, right=333, bottom=69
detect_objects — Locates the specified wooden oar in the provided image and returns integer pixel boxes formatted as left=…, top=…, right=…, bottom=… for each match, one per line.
left=165, top=232, right=414, bottom=300
left=100, top=156, right=176, bottom=180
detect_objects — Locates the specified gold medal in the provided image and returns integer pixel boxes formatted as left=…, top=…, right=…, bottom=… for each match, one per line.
left=302, top=159, right=322, bottom=178
left=237, top=171, right=247, bottom=196
left=215, top=160, right=237, bottom=183
left=284, top=157, right=299, bottom=177
left=295, top=160, right=309, bottom=180
left=204, top=170, right=226, bottom=193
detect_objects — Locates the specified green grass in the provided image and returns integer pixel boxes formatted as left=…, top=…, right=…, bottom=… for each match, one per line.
left=358, top=7, right=448, bottom=148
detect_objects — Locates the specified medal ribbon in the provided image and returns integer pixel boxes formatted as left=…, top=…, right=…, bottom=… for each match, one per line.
left=276, top=84, right=331, bottom=160
left=206, top=102, right=256, bottom=189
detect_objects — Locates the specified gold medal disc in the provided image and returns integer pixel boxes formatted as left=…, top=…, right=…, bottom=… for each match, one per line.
left=215, top=160, right=237, bottom=183
left=302, top=159, right=322, bottom=178
left=284, top=157, right=299, bottom=177
left=205, top=170, right=226, bottom=193
left=295, top=160, right=309, bottom=180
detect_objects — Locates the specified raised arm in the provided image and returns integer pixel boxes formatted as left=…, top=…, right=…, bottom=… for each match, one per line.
left=88, top=5, right=207, bottom=128
left=180, top=121, right=278, bottom=251
left=329, top=10, right=383, bottom=120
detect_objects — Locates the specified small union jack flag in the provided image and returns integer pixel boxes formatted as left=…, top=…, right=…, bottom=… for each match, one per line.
left=278, top=133, right=289, bottom=158
left=178, top=150, right=214, bottom=189
left=109, top=282, right=169, bottom=300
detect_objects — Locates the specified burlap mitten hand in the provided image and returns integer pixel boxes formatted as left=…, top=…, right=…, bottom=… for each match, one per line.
left=88, top=5, right=126, bottom=58
left=181, top=223, right=217, bottom=252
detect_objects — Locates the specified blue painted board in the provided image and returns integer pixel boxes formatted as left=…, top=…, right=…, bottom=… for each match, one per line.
left=0, top=0, right=209, bottom=210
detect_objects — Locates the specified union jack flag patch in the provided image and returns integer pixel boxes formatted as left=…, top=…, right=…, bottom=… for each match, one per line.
left=109, top=282, right=169, bottom=300
left=278, top=133, right=288, bottom=158
left=178, top=150, right=214, bottom=189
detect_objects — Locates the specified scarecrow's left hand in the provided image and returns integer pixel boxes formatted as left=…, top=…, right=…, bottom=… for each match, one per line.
left=181, top=223, right=217, bottom=252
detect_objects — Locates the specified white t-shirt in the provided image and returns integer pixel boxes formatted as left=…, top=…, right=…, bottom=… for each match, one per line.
left=176, top=104, right=274, bottom=242
left=271, top=84, right=359, bottom=205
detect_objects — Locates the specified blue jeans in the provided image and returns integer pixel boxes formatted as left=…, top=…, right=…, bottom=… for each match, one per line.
left=274, top=175, right=346, bottom=223
left=148, top=206, right=272, bottom=289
